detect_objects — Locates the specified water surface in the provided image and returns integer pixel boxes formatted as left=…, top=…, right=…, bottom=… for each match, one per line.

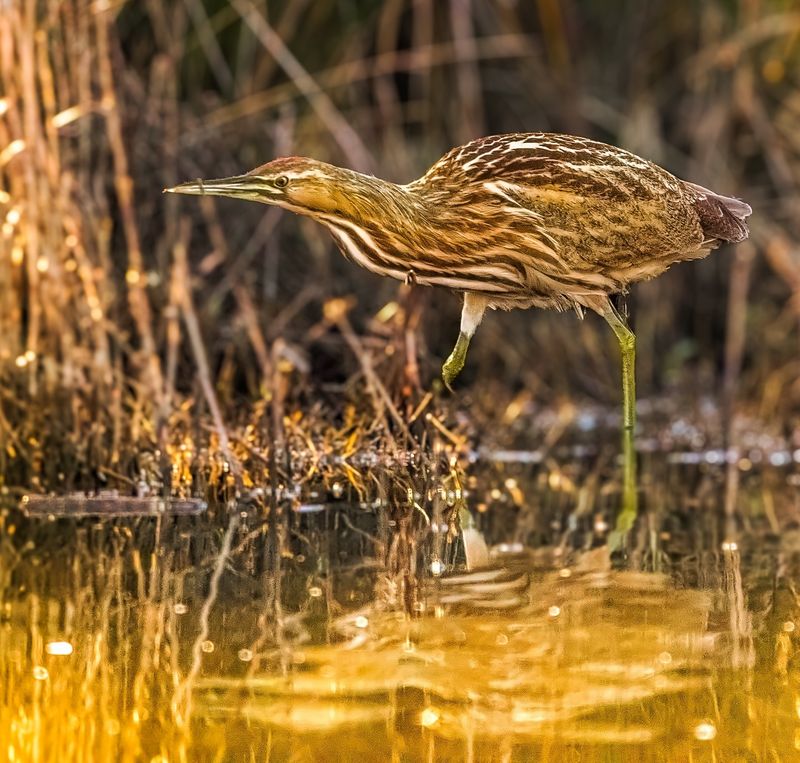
left=2, top=421, right=799, bottom=762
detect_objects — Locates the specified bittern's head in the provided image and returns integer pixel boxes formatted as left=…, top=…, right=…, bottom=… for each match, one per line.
left=165, top=157, right=362, bottom=219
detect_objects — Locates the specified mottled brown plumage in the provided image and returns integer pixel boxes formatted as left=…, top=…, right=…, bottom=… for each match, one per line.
left=171, top=134, right=749, bottom=313
left=166, top=132, right=751, bottom=374
left=404, top=132, right=751, bottom=314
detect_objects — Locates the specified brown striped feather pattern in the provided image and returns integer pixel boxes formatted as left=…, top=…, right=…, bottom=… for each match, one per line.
left=172, top=133, right=752, bottom=316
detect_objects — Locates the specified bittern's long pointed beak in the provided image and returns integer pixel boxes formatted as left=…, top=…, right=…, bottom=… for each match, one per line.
left=163, top=174, right=269, bottom=201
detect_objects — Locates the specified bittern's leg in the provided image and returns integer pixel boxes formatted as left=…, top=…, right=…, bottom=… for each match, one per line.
left=442, top=292, right=488, bottom=390
left=602, top=304, right=638, bottom=547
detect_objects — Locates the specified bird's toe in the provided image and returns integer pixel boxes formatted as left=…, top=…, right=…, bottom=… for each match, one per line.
left=441, top=358, right=462, bottom=392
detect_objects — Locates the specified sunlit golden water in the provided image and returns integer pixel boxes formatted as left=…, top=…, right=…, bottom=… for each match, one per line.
left=2, top=462, right=800, bottom=762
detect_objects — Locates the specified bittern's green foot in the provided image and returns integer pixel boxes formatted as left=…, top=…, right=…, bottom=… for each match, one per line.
left=608, top=442, right=639, bottom=553
left=608, top=504, right=637, bottom=553
left=442, top=332, right=470, bottom=391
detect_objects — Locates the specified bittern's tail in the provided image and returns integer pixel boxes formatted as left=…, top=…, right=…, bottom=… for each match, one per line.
left=684, top=181, right=752, bottom=244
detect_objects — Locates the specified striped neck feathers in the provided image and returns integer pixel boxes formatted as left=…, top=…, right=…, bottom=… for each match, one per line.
left=295, top=165, right=427, bottom=231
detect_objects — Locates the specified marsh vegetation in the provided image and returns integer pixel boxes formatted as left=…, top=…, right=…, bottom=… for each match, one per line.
left=1, top=1, right=799, bottom=760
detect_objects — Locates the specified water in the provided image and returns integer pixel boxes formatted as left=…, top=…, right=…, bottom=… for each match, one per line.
left=2, top=420, right=800, bottom=762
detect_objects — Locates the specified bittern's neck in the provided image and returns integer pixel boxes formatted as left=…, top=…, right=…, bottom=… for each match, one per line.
left=317, top=169, right=427, bottom=231
left=310, top=169, right=435, bottom=282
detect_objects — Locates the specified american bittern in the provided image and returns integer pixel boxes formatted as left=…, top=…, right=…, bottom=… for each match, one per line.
left=167, top=133, right=752, bottom=540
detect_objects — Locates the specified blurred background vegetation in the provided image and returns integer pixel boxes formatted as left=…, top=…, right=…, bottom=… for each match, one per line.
left=0, top=0, right=798, bottom=494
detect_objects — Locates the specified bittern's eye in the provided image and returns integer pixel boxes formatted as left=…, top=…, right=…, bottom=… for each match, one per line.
left=274, top=175, right=289, bottom=188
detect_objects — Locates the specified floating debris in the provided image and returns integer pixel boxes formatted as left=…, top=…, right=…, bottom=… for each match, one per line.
left=21, top=493, right=207, bottom=517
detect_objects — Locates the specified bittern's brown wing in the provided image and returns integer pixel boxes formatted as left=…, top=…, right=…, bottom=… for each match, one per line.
left=410, top=133, right=746, bottom=302
left=412, top=133, right=750, bottom=308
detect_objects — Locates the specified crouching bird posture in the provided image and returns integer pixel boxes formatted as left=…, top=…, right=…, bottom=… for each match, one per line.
left=167, top=133, right=752, bottom=543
